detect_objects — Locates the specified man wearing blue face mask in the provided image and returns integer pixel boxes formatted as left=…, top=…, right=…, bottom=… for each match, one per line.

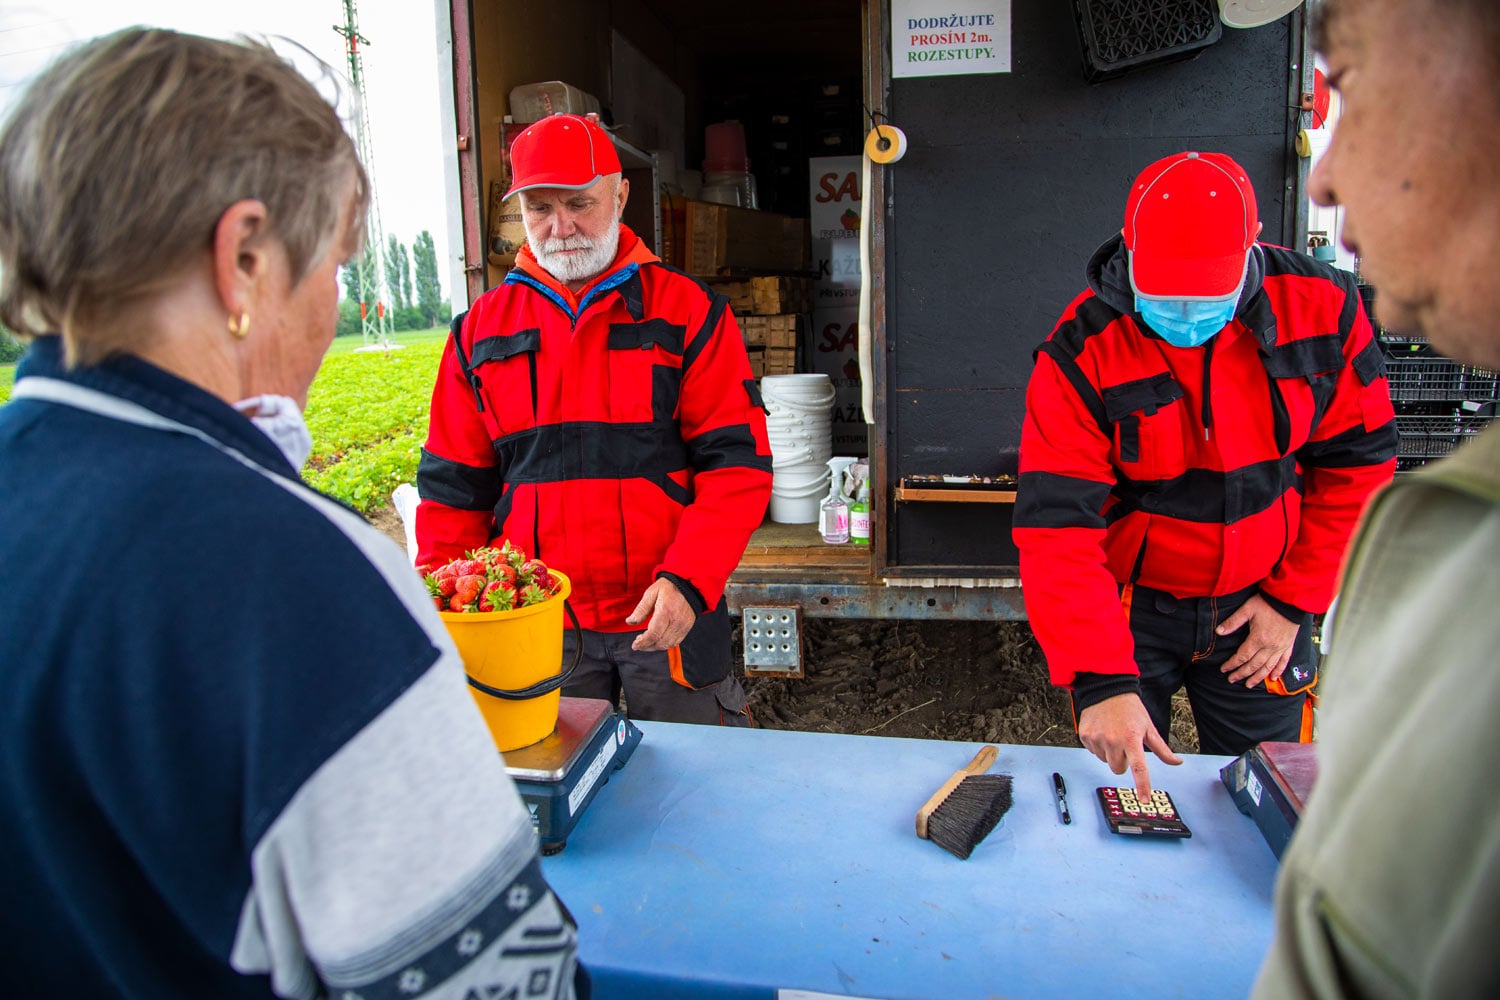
left=1014, top=151, right=1398, bottom=803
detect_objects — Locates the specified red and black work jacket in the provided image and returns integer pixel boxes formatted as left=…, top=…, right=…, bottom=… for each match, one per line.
left=1014, top=237, right=1398, bottom=687
left=416, top=226, right=773, bottom=631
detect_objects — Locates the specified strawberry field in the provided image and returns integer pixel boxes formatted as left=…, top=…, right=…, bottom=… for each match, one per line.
left=303, top=330, right=447, bottom=512
left=0, top=330, right=448, bottom=514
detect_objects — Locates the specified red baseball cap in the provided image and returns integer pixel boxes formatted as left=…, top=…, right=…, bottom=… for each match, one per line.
left=1124, top=151, right=1260, bottom=300
left=504, top=113, right=623, bottom=199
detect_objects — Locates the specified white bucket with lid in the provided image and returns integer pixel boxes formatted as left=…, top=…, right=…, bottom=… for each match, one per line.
left=762, top=375, right=835, bottom=523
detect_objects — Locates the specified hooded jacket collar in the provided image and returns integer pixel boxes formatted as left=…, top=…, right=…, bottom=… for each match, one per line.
left=510, top=224, right=659, bottom=315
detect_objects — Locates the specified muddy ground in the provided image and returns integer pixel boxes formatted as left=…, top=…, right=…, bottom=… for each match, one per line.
left=369, top=506, right=1199, bottom=754
left=741, top=618, right=1200, bottom=754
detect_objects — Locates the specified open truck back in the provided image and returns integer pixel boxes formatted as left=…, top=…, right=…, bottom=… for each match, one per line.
left=433, top=0, right=1314, bottom=644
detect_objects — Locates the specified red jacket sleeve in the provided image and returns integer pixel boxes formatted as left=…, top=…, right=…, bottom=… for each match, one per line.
left=1014, top=309, right=1139, bottom=688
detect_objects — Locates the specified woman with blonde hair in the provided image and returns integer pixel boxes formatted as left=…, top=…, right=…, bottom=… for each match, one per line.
left=0, top=28, right=583, bottom=998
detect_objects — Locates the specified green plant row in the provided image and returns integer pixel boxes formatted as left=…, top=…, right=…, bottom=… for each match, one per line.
left=303, top=331, right=449, bottom=513
left=304, top=340, right=446, bottom=462
left=305, top=430, right=426, bottom=515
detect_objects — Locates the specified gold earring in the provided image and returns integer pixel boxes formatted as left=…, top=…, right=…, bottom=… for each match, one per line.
left=228, top=312, right=250, bottom=339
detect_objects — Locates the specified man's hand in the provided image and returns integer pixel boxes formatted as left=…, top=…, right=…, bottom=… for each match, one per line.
left=626, top=578, right=697, bottom=651
left=1077, top=692, right=1182, bottom=801
left=1215, top=593, right=1299, bottom=688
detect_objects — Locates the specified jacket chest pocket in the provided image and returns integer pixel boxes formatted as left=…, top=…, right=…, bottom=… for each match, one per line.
left=470, top=328, right=542, bottom=433
left=608, top=319, right=686, bottom=423
left=1264, top=334, right=1347, bottom=447
left=1102, top=372, right=1186, bottom=476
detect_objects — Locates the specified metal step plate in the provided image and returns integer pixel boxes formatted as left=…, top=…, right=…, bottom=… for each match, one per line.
left=740, top=605, right=803, bottom=677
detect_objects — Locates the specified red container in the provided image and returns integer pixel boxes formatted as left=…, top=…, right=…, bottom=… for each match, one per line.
left=704, top=120, right=750, bottom=172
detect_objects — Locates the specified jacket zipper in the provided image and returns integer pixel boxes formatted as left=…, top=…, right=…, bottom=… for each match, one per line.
left=1201, top=336, right=1215, bottom=441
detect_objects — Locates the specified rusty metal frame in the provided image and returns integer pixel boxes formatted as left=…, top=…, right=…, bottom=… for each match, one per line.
left=727, top=581, right=1027, bottom=622
left=448, top=0, right=486, bottom=307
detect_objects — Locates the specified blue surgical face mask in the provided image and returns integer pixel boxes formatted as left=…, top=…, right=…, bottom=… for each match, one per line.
left=1134, top=294, right=1239, bottom=348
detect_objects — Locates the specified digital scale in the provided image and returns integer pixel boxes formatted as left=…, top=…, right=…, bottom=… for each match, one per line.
left=502, top=696, right=642, bottom=854
left=1220, top=741, right=1318, bottom=859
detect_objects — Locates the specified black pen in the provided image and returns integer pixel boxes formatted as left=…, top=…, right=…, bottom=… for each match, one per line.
left=1052, top=771, right=1072, bottom=825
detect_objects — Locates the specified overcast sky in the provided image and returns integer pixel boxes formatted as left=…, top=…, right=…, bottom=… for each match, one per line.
left=0, top=1, right=454, bottom=301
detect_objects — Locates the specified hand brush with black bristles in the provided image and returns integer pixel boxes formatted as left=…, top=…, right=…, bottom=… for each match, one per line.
left=915, top=745, right=1014, bottom=860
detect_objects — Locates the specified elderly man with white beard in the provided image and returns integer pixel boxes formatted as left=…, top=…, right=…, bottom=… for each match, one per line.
left=417, top=113, right=773, bottom=727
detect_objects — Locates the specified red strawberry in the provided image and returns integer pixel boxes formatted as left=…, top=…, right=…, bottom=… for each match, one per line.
left=491, top=563, right=517, bottom=587
left=479, top=581, right=516, bottom=612
left=448, top=593, right=469, bottom=613
left=518, top=582, right=549, bottom=607
left=454, top=573, right=486, bottom=605
left=520, top=559, right=553, bottom=591
left=432, top=596, right=446, bottom=611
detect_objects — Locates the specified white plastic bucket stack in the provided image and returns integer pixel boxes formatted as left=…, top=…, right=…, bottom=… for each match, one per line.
left=762, top=374, right=835, bottom=523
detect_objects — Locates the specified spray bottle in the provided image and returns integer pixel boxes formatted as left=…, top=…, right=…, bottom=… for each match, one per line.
left=820, top=456, right=855, bottom=544
left=849, top=469, right=871, bottom=546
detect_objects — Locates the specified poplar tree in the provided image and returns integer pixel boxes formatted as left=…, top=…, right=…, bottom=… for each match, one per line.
left=413, top=230, right=442, bottom=326
left=385, top=235, right=412, bottom=310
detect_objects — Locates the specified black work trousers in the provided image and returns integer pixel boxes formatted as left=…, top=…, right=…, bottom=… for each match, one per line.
left=1123, top=582, right=1317, bottom=755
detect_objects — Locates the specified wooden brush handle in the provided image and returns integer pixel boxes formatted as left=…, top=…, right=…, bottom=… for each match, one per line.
left=915, top=745, right=999, bottom=838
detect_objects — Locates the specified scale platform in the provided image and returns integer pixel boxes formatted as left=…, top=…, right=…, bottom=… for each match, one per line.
left=502, top=696, right=642, bottom=854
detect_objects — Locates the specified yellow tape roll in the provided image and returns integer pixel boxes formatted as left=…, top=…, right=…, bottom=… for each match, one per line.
left=865, top=125, right=908, bottom=164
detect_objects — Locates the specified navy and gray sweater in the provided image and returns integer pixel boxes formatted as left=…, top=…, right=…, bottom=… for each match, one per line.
left=0, top=337, right=581, bottom=999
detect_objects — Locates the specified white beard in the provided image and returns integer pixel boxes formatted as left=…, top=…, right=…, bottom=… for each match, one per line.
left=532, top=221, right=621, bottom=285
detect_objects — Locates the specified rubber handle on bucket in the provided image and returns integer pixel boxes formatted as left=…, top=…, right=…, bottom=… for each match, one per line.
left=466, top=599, right=583, bottom=701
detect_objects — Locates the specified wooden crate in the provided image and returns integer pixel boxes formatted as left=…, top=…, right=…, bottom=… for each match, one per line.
left=763, top=346, right=796, bottom=375
left=740, top=315, right=768, bottom=347
left=706, top=278, right=754, bottom=314
left=685, top=200, right=810, bottom=276
left=765, top=314, right=797, bottom=348
left=751, top=275, right=814, bottom=315
left=746, top=346, right=766, bottom=378
left=739, top=313, right=800, bottom=349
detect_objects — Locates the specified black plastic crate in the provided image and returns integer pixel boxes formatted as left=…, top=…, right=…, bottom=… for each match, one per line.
left=1395, top=413, right=1497, bottom=468
left=1379, top=328, right=1430, bottom=349
left=1386, top=357, right=1466, bottom=402
left=1072, top=0, right=1222, bottom=83
left=1384, top=355, right=1498, bottom=403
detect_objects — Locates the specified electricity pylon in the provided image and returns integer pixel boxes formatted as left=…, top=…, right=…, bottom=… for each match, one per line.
left=334, top=0, right=393, bottom=348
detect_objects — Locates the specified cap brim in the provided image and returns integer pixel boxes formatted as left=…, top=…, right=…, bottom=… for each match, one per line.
left=1129, top=250, right=1247, bottom=301
left=503, top=173, right=607, bottom=201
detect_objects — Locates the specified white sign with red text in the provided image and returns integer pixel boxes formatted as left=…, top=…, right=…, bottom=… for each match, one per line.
left=892, top=0, right=1011, bottom=79
left=809, top=156, right=867, bottom=456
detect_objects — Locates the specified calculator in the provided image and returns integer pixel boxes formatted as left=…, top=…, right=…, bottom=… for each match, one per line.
left=1097, top=786, right=1192, bottom=838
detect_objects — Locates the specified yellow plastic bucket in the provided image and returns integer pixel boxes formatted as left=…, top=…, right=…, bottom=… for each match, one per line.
left=440, top=570, right=579, bottom=752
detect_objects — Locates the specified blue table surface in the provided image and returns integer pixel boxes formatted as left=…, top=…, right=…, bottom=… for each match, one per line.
left=541, top=722, right=1279, bottom=1000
